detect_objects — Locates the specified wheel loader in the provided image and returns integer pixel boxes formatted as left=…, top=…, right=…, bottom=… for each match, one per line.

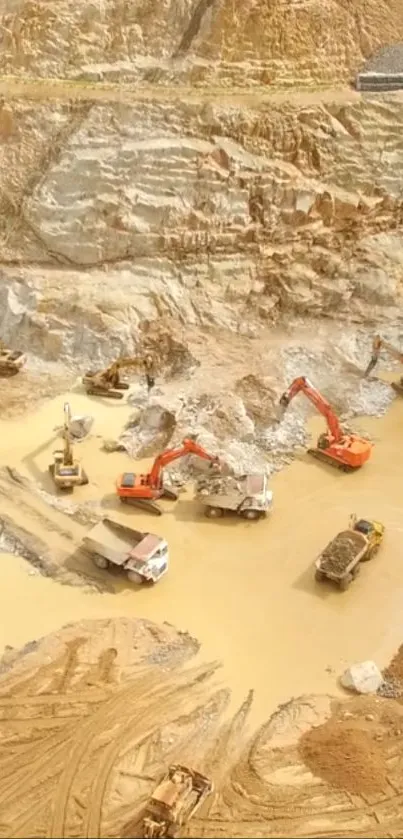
left=49, top=403, right=88, bottom=492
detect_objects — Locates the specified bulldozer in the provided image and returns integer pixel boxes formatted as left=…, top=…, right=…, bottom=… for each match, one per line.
left=364, top=334, right=403, bottom=394
left=83, top=355, right=155, bottom=399
left=0, top=344, right=26, bottom=376
left=142, top=765, right=213, bottom=838
left=49, top=403, right=89, bottom=492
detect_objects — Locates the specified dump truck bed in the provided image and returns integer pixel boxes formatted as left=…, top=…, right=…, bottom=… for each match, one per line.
left=82, top=517, right=161, bottom=568
left=196, top=473, right=270, bottom=511
left=316, top=529, right=368, bottom=580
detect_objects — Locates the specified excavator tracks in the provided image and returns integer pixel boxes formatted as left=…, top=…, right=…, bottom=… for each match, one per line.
left=307, top=448, right=358, bottom=473
left=119, top=497, right=163, bottom=515
left=85, top=388, right=124, bottom=399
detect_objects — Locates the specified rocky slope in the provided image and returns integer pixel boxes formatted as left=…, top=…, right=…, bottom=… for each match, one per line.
left=2, top=0, right=403, bottom=86
left=1, top=4, right=403, bottom=456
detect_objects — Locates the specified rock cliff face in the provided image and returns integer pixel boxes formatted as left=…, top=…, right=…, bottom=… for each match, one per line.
left=0, top=3, right=403, bottom=448
left=1, top=93, right=403, bottom=364
left=2, top=0, right=403, bottom=85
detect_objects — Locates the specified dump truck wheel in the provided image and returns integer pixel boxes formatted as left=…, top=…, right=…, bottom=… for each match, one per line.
left=351, top=564, right=361, bottom=579
left=242, top=509, right=259, bottom=520
left=362, top=544, right=379, bottom=561
left=92, top=554, right=109, bottom=570
left=204, top=506, right=223, bottom=518
left=80, top=470, right=89, bottom=486
left=127, top=571, right=144, bottom=585
left=315, top=569, right=326, bottom=583
left=339, top=573, right=353, bottom=591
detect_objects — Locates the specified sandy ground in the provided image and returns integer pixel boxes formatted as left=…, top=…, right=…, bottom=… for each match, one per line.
left=1, top=377, right=403, bottom=719
left=2, top=372, right=403, bottom=836
left=1, top=618, right=403, bottom=838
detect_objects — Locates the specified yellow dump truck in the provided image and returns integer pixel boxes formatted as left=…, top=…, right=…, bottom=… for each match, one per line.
left=314, top=515, right=385, bottom=591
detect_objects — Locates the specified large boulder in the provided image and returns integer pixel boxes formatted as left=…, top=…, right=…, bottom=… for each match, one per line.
left=340, top=660, right=383, bottom=694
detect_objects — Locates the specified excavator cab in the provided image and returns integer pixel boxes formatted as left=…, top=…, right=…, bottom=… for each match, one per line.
left=350, top=515, right=385, bottom=557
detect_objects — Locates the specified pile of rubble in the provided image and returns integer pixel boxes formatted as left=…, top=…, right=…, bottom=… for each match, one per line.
left=196, top=474, right=245, bottom=497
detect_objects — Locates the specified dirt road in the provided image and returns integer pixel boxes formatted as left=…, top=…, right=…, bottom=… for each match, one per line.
left=0, top=75, right=362, bottom=107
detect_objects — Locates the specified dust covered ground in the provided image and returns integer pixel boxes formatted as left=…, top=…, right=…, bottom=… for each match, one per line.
left=2, top=618, right=403, bottom=838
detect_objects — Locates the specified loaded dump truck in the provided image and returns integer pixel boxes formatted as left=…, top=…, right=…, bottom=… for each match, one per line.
left=315, top=515, right=384, bottom=591
left=196, top=473, right=273, bottom=520
left=81, top=517, right=169, bottom=584
left=142, top=764, right=213, bottom=838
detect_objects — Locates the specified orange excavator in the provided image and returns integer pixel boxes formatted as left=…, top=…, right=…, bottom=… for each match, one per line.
left=279, top=376, right=372, bottom=472
left=364, top=335, right=403, bottom=395
left=116, top=438, right=221, bottom=515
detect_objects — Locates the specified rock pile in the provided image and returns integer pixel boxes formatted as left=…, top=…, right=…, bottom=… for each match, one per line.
left=319, top=531, right=364, bottom=575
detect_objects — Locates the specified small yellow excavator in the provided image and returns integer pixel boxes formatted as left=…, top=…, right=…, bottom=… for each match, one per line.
left=0, top=341, right=26, bottom=376
left=82, top=356, right=155, bottom=399
left=49, top=403, right=89, bottom=491
left=364, top=334, right=403, bottom=395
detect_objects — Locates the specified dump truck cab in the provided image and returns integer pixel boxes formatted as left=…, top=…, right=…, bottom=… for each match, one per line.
left=351, top=515, right=385, bottom=554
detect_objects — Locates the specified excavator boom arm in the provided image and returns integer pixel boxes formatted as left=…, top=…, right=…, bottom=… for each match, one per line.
left=365, top=335, right=403, bottom=376
left=279, top=376, right=343, bottom=442
left=63, top=402, right=73, bottom=464
left=149, top=438, right=220, bottom=486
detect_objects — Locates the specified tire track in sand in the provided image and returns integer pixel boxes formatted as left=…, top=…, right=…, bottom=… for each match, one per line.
left=51, top=663, right=216, bottom=837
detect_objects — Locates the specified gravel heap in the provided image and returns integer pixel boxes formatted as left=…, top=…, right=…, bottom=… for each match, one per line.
left=319, top=531, right=364, bottom=574
left=361, top=44, right=403, bottom=74
left=196, top=474, right=248, bottom=496
left=299, top=718, right=388, bottom=794
left=377, top=678, right=403, bottom=699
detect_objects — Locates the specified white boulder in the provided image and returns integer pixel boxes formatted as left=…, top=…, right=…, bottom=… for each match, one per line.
left=340, top=660, right=383, bottom=694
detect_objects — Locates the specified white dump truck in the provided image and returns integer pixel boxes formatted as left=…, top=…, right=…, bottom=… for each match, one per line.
left=196, top=473, right=273, bottom=520
left=81, top=517, right=169, bottom=584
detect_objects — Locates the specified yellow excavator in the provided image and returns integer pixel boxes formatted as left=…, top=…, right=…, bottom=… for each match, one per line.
left=364, top=335, right=403, bottom=395
left=0, top=341, right=26, bottom=376
left=49, top=403, right=89, bottom=491
left=82, top=355, right=155, bottom=399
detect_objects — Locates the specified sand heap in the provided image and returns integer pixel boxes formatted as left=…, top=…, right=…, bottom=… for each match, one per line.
left=300, top=717, right=388, bottom=795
